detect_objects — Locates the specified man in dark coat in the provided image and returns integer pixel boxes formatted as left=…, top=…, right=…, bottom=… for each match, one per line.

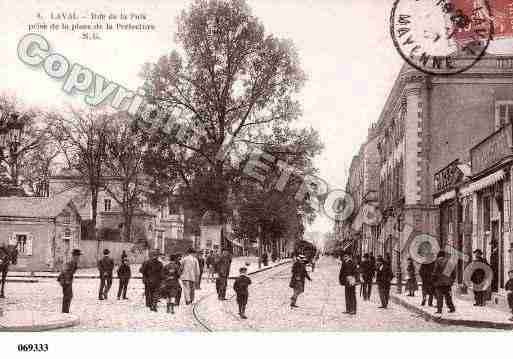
left=140, top=250, right=164, bottom=311
left=419, top=261, right=435, bottom=306
left=57, top=249, right=81, bottom=313
left=339, top=251, right=358, bottom=315
left=360, top=253, right=375, bottom=301
left=98, top=249, right=115, bottom=300
left=432, top=251, right=456, bottom=314
left=117, top=258, right=131, bottom=300
left=289, top=254, right=311, bottom=308
left=196, top=252, right=205, bottom=290
left=470, top=249, right=490, bottom=306
left=215, top=249, right=232, bottom=300
left=375, top=255, right=393, bottom=308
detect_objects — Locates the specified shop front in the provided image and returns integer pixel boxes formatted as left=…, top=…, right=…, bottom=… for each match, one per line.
left=460, top=124, right=513, bottom=296
left=433, top=159, right=470, bottom=284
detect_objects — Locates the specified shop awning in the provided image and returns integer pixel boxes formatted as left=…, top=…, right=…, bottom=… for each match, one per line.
left=434, top=190, right=456, bottom=205
left=460, top=169, right=505, bottom=196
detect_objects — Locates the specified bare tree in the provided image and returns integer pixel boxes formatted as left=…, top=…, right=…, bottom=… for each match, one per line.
left=49, top=108, right=110, bottom=257
left=0, top=93, right=50, bottom=192
left=103, top=112, right=149, bottom=243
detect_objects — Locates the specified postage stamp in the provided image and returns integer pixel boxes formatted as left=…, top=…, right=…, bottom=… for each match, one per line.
left=390, top=0, right=494, bottom=75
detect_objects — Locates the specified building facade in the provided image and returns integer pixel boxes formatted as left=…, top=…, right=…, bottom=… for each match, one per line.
left=345, top=54, right=513, bottom=298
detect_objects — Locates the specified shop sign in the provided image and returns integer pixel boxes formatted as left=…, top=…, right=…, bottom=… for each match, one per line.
left=471, top=124, right=512, bottom=175
left=434, top=160, right=463, bottom=193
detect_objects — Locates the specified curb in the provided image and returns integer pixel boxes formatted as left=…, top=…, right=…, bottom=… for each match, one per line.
left=390, top=294, right=513, bottom=330
left=0, top=313, right=80, bottom=332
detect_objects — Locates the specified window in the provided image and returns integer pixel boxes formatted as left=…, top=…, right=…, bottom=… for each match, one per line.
left=14, top=234, right=32, bottom=256
left=483, top=196, right=491, bottom=232
left=495, top=101, right=513, bottom=129
left=104, top=199, right=111, bottom=212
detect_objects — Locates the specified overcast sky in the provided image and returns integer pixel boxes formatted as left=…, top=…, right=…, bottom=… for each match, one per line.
left=3, top=0, right=511, bottom=235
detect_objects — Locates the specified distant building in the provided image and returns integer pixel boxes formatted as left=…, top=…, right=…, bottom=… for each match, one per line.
left=0, top=196, right=81, bottom=271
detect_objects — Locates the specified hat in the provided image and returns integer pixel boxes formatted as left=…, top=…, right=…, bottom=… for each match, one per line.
left=103, top=249, right=110, bottom=255
left=473, top=249, right=483, bottom=255
left=239, top=267, right=248, bottom=272
left=71, top=249, right=82, bottom=256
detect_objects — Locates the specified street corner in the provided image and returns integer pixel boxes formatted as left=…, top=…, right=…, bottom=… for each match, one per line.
left=0, top=310, right=79, bottom=332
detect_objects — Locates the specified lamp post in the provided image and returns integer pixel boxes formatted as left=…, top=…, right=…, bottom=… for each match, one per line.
left=0, top=105, right=25, bottom=191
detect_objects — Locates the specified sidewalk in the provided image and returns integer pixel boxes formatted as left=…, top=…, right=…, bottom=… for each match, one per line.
left=390, top=290, right=513, bottom=330
left=0, top=309, right=79, bottom=331
left=7, top=256, right=289, bottom=279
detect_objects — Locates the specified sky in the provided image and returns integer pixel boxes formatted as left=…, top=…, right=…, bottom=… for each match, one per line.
left=4, top=0, right=509, bottom=236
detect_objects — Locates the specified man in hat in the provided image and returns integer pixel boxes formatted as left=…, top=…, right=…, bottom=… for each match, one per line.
left=289, top=254, right=311, bottom=308
left=57, top=249, right=81, bottom=313
left=339, top=251, right=358, bottom=315
left=375, top=255, right=393, bottom=309
left=98, top=248, right=115, bottom=300
left=360, top=253, right=375, bottom=301
left=140, top=249, right=163, bottom=311
left=432, top=251, right=456, bottom=314
left=180, top=248, right=200, bottom=305
left=470, top=248, right=489, bottom=306
left=215, top=249, right=232, bottom=300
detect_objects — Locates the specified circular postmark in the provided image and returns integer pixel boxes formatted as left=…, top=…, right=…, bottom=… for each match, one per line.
left=390, top=0, right=494, bottom=75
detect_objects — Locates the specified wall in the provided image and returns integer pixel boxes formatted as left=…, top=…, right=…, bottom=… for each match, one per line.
left=428, top=83, right=510, bottom=198
left=79, top=239, right=148, bottom=268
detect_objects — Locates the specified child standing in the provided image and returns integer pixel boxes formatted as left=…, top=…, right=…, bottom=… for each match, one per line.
left=160, top=254, right=182, bottom=314
left=505, top=269, right=513, bottom=321
left=233, top=267, right=252, bottom=319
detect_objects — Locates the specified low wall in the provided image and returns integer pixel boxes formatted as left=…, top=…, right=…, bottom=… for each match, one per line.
left=79, top=240, right=148, bottom=268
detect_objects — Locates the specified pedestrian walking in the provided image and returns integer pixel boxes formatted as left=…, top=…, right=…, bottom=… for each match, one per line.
left=117, top=258, right=131, bottom=300
left=339, top=251, right=358, bottom=315
left=140, top=249, right=164, bottom=311
left=432, top=251, right=456, bottom=314
left=289, top=254, right=311, bottom=308
left=160, top=254, right=182, bottom=314
left=98, top=249, right=115, bottom=300
left=406, top=257, right=418, bottom=297
left=234, top=266, right=252, bottom=319
left=215, top=249, right=232, bottom=300
left=57, top=249, right=81, bottom=313
left=419, top=261, right=435, bottom=306
left=206, top=251, right=216, bottom=282
left=375, top=255, right=393, bottom=309
left=360, top=253, right=375, bottom=301
left=121, top=250, right=128, bottom=261
left=196, top=251, right=205, bottom=290
left=470, top=249, right=489, bottom=306
left=180, top=248, right=200, bottom=305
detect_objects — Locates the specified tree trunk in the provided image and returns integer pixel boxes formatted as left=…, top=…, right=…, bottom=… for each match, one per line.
left=91, top=187, right=100, bottom=258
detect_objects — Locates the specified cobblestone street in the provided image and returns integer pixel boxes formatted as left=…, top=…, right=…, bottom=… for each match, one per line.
left=197, top=257, right=496, bottom=331
left=1, top=257, right=502, bottom=331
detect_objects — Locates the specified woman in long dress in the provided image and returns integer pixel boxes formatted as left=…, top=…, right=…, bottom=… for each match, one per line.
left=160, top=254, right=182, bottom=314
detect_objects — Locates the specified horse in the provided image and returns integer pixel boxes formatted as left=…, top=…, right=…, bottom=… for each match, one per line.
left=0, top=244, right=18, bottom=298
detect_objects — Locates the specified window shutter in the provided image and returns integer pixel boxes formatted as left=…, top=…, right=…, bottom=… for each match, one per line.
left=26, top=235, right=33, bottom=256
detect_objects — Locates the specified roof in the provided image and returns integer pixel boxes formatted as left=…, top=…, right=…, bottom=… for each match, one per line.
left=0, top=196, right=78, bottom=219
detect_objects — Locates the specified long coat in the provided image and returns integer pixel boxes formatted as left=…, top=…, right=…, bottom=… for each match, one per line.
left=180, top=254, right=200, bottom=282
left=375, top=262, right=393, bottom=286
left=432, top=257, right=455, bottom=287
left=289, top=261, right=311, bottom=292
left=339, top=259, right=358, bottom=286
left=215, top=254, right=232, bottom=278
left=419, top=262, right=435, bottom=294
left=140, top=258, right=163, bottom=286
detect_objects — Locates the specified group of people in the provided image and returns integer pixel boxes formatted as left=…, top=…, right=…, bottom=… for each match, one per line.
left=57, top=247, right=236, bottom=315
